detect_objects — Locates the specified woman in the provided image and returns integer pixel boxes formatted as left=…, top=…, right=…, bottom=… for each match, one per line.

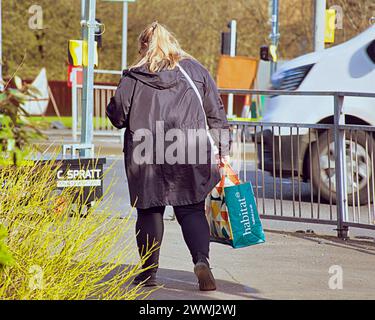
left=106, top=22, right=230, bottom=291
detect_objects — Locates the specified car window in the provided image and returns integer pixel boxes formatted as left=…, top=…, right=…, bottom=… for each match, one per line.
left=367, top=40, right=375, bottom=63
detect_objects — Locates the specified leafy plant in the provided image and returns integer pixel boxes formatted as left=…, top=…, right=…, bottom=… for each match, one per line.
left=0, top=158, right=158, bottom=300
left=0, top=76, right=46, bottom=165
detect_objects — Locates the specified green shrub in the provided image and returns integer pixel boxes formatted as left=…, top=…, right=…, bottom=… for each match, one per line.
left=0, top=159, right=158, bottom=300
left=0, top=76, right=46, bottom=165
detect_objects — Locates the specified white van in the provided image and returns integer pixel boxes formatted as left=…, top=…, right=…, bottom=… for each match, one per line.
left=260, top=25, right=375, bottom=204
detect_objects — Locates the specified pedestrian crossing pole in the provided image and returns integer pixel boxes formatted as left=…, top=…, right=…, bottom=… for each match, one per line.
left=227, top=20, right=236, bottom=118
left=269, top=0, right=280, bottom=77
left=104, top=0, right=135, bottom=70
left=121, top=1, right=128, bottom=70
left=314, top=0, right=326, bottom=52
left=80, top=0, right=97, bottom=157
left=81, top=0, right=85, bottom=28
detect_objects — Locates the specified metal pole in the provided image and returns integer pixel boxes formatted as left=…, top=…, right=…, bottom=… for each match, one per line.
left=227, top=20, right=236, bottom=118
left=71, top=68, right=78, bottom=142
left=81, top=0, right=86, bottom=40
left=229, top=20, right=236, bottom=57
left=314, top=0, right=326, bottom=52
left=121, top=1, right=128, bottom=70
left=269, top=0, right=280, bottom=77
left=80, top=0, right=96, bottom=157
left=334, top=93, right=349, bottom=238
left=81, top=0, right=85, bottom=20
left=0, top=0, right=3, bottom=91
left=119, top=1, right=129, bottom=145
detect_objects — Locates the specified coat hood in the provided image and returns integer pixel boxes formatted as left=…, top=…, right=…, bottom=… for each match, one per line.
left=125, top=65, right=182, bottom=90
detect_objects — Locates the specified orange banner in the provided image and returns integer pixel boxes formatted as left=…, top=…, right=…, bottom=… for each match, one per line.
left=217, top=55, right=258, bottom=90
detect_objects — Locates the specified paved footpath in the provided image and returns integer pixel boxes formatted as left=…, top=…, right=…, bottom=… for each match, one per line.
left=34, top=137, right=375, bottom=299
left=99, top=155, right=375, bottom=300
left=118, top=220, right=375, bottom=300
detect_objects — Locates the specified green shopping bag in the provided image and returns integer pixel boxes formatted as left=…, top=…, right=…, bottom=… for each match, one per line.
left=224, top=182, right=265, bottom=248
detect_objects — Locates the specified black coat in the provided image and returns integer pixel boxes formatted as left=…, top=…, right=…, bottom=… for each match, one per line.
left=106, top=58, right=230, bottom=209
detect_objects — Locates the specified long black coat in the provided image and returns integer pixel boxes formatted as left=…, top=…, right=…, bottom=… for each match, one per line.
left=106, top=58, right=230, bottom=209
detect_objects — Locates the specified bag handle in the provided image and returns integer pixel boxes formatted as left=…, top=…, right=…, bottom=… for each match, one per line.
left=218, top=163, right=241, bottom=188
left=177, top=63, right=219, bottom=155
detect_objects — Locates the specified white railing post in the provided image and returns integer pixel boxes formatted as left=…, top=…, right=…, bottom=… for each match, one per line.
left=334, top=93, right=349, bottom=239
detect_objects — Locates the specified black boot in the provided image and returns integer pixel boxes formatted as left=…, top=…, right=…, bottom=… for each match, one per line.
left=133, top=271, right=158, bottom=287
left=194, top=252, right=216, bottom=291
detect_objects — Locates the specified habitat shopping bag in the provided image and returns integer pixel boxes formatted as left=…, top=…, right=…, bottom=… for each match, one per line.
left=224, top=182, right=265, bottom=248
left=205, top=164, right=240, bottom=245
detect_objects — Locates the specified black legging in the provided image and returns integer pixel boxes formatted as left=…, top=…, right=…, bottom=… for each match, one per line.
left=136, top=200, right=209, bottom=274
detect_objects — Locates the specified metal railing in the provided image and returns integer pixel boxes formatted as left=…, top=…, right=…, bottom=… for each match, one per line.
left=71, top=78, right=375, bottom=237
left=223, top=89, right=375, bottom=238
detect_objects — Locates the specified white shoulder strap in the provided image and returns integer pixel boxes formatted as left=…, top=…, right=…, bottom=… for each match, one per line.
left=177, top=63, right=203, bottom=107
left=177, top=63, right=218, bottom=155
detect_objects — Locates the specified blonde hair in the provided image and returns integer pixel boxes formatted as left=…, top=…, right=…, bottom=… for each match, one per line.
left=131, top=22, right=194, bottom=72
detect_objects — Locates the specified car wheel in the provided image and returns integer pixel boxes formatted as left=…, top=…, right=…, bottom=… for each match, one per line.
left=310, top=130, right=373, bottom=205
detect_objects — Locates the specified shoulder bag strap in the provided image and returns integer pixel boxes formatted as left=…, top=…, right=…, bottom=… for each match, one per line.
left=177, top=63, right=219, bottom=155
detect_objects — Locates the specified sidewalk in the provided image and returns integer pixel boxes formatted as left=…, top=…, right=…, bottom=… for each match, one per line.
left=36, top=132, right=375, bottom=299
left=128, top=222, right=375, bottom=300
left=101, top=157, right=375, bottom=299
left=35, top=129, right=257, bottom=159
left=35, top=129, right=124, bottom=156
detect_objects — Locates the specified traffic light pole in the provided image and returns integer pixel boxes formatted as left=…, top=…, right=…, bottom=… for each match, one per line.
left=121, top=1, right=128, bottom=70
left=269, top=0, right=280, bottom=77
left=314, top=0, right=326, bottom=52
left=80, top=0, right=97, bottom=157
left=227, top=20, right=236, bottom=118
left=81, top=0, right=85, bottom=23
